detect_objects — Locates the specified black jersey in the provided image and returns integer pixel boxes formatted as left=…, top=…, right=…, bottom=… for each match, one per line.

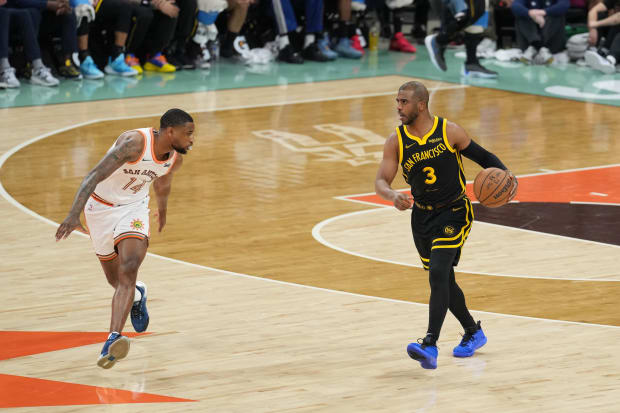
left=397, top=116, right=466, bottom=206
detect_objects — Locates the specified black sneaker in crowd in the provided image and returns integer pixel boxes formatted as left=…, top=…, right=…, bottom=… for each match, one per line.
left=302, top=42, right=330, bottom=62
left=461, top=62, right=498, bottom=78
left=277, top=45, right=304, bottom=64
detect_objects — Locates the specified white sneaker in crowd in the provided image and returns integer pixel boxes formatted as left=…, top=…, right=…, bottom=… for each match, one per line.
left=585, top=50, right=617, bottom=74
left=31, top=65, right=59, bottom=87
left=520, top=46, right=537, bottom=64
left=0, top=67, right=20, bottom=88
left=534, top=47, right=553, bottom=65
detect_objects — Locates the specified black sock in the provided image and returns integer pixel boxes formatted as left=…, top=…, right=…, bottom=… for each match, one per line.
left=346, top=22, right=356, bottom=38
left=465, top=32, right=481, bottom=64
left=423, top=333, right=437, bottom=346
left=394, top=16, right=402, bottom=34
left=220, top=31, right=238, bottom=57
left=79, top=50, right=90, bottom=62
left=112, top=45, right=124, bottom=59
left=337, top=22, right=346, bottom=39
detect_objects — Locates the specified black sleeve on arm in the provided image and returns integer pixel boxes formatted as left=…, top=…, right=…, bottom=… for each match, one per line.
left=460, top=140, right=507, bottom=170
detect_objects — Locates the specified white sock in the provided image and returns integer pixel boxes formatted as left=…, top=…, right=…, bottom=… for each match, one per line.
left=134, top=285, right=142, bottom=302
left=304, top=33, right=316, bottom=49
left=108, top=331, right=119, bottom=339
left=0, top=58, right=10, bottom=70
left=278, top=35, right=290, bottom=50
left=32, top=59, right=44, bottom=70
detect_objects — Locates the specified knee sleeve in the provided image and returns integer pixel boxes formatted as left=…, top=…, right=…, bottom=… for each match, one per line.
left=428, top=251, right=456, bottom=290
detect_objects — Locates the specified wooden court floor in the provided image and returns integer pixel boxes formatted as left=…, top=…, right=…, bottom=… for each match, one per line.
left=1, top=76, right=619, bottom=412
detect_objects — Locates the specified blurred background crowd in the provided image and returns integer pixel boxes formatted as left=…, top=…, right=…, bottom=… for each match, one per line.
left=1, top=0, right=618, bottom=89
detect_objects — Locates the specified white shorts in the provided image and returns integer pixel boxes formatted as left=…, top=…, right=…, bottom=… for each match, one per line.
left=84, top=194, right=150, bottom=261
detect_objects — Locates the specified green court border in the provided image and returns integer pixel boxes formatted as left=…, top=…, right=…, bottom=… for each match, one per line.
left=1, top=48, right=618, bottom=108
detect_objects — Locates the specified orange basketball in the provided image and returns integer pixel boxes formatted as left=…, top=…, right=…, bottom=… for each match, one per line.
left=473, top=168, right=514, bottom=208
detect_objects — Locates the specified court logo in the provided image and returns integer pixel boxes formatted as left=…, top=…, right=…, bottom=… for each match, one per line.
left=252, top=124, right=385, bottom=166
left=545, top=80, right=620, bottom=101
left=131, top=219, right=144, bottom=230
left=444, top=225, right=455, bottom=235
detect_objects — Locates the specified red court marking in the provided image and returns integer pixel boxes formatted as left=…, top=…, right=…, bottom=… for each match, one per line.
left=0, top=331, right=147, bottom=361
left=0, top=374, right=195, bottom=408
left=345, top=166, right=620, bottom=206
left=0, top=331, right=196, bottom=407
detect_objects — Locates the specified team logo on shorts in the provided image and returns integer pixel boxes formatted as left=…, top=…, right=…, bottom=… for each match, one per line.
left=444, top=225, right=455, bottom=235
left=131, top=219, right=144, bottom=230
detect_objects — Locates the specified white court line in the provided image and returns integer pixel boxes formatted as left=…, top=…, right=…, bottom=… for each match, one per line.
left=311, top=207, right=620, bottom=282
left=1, top=91, right=620, bottom=330
left=332, top=165, right=620, bottom=271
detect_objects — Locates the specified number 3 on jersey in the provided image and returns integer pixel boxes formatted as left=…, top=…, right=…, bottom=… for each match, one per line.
left=423, top=167, right=437, bottom=184
left=122, top=177, right=146, bottom=194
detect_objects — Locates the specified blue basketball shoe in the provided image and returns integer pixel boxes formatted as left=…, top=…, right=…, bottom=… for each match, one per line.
left=453, top=321, right=487, bottom=357
left=97, top=333, right=130, bottom=369
left=407, top=337, right=438, bottom=369
left=131, top=281, right=149, bottom=333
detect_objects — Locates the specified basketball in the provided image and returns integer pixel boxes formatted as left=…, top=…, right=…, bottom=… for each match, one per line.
left=473, top=168, right=514, bottom=208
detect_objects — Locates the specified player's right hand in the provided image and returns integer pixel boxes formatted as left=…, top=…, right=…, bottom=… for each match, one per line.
left=392, top=191, right=413, bottom=211
left=55, top=215, right=86, bottom=241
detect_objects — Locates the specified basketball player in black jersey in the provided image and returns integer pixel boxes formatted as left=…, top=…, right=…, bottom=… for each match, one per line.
left=375, top=81, right=517, bottom=369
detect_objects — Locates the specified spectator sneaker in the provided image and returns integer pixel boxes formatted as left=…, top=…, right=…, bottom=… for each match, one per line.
left=318, top=34, right=338, bottom=60
left=144, top=53, right=176, bottom=73
left=302, top=42, right=330, bottom=62
left=390, top=32, right=416, bottom=53
left=585, top=50, right=616, bottom=74
left=125, top=53, right=143, bottom=74
left=335, top=37, right=362, bottom=59
left=80, top=56, right=104, bottom=79
left=534, top=46, right=553, bottom=65
left=105, top=54, right=138, bottom=76
left=31, top=65, right=60, bottom=86
left=462, top=62, right=498, bottom=78
left=350, top=34, right=365, bottom=54
left=0, top=67, right=20, bottom=88
left=59, top=58, right=83, bottom=80
left=520, top=45, right=537, bottom=64
left=424, top=34, right=447, bottom=71
left=277, top=45, right=304, bottom=64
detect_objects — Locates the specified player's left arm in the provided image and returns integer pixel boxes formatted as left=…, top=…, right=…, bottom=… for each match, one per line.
left=447, top=121, right=518, bottom=200
left=152, top=155, right=183, bottom=232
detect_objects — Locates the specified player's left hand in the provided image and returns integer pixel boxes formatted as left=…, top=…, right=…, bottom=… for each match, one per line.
left=155, top=209, right=167, bottom=232
left=507, top=171, right=518, bottom=202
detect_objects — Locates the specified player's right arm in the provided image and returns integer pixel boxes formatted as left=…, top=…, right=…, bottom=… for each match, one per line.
left=375, top=132, right=412, bottom=211
left=55, top=131, right=145, bottom=241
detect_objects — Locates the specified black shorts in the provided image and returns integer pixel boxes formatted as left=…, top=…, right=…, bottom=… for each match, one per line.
left=411, top=196, right=474, bottom=270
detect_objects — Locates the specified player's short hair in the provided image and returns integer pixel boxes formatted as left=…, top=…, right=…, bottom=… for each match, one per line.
left=399, top=81, right=429, bottom=107
left=160, top=108, right=194, bottom=128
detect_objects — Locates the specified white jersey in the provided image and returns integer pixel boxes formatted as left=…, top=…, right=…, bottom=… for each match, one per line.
left=93, top=127, right=178, bottom=206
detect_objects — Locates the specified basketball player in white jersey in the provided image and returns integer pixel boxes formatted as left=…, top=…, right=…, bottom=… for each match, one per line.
left=55, top=108, right=195, bottom=369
